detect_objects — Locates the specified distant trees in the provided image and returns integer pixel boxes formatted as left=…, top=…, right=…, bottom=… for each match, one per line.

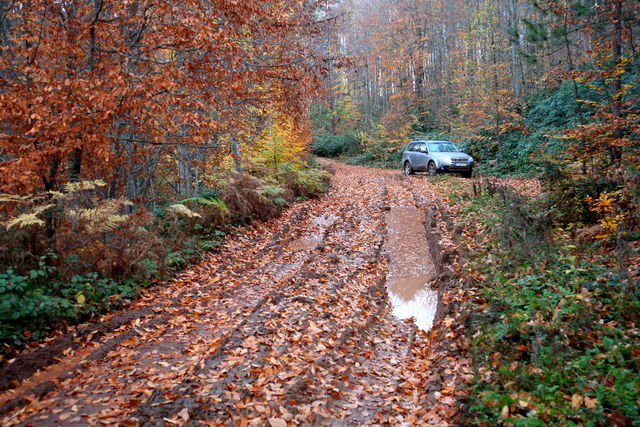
left=522, top=0, right=640, bottom=170
left=314, top=0, right=639, bottom=180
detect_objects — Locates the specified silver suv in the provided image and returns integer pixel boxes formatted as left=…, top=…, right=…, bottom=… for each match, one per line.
left=402, top=140, right=474, bottom=177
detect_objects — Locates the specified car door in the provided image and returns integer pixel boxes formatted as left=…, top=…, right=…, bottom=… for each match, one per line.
left=414, top=142, right=428, bottom=170
left=404, top=142, right=417, bottom=166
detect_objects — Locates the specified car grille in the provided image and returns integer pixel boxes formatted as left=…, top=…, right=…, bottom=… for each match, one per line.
left=451, top=158, right=468, bottom=162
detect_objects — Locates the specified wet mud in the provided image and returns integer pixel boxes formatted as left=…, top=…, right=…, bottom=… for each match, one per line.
left=1, top=162, right=468, bottom=426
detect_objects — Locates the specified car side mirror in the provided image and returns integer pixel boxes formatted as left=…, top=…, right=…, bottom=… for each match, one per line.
left=419, top=148, right=426, bottom=153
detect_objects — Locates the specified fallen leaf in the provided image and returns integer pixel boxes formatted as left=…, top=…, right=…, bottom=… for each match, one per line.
left=178, top=407, right=189, bottom=421
left=500, top=405, right=509, bottom=418
left=571, top=393, right=583, bottom=409
left=585, top=397, right=599, bottom=408
left=268, top=418, right=287, bottom=427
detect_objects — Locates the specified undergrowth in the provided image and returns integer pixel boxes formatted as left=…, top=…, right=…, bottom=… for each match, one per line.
left=451, top=179, right=640, bottom=426
left=0, top=163, right=331, bottom=353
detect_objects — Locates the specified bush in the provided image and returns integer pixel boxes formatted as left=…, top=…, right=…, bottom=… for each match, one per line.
left=0, top=263, right=136, bottom=346
left=219, top=173, right=285, bottom=223
left=311, top=133, right=359, bottom=157
left=0, top=163, right=332, bottom=353
left=279, top=168, right=331, bottom=199
left=459, top=184, right=640, bottom=426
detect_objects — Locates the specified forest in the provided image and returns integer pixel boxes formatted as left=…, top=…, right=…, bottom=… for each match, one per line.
left=0, top=0, right=639, bottom=425
left=314, top=0, right=639, bottom=182
left=0, top=0, right=336, bottom=342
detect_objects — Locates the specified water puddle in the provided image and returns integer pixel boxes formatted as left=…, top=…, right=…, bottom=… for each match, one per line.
left=289, top=214, right=338, bottom=252
left=384, top=207, right=438, bottom=331
left=312, top=214, right=337, bottom=228
left=388, top=285, right=438, bottom=331
left=289, top=238, right=319, bottom=251
left=387, top=274, right=434, bottom=301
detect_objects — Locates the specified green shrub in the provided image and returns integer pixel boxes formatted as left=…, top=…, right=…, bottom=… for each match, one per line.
left=312, top=133, right=358, bottom=157
left=460, top=187, right=640, bottom=426
left=0, top=263, right=138, bottom=346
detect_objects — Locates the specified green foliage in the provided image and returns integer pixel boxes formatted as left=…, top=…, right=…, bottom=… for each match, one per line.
left=258, top=185, right=288, bottom=207
left=311, top=132, right=359, bottom=157
left=461, top=188, right=640, bottom=426
left=541, top=164, right=621, bottom=225
left=526, top=82, right=588, bottom=131
left=0, top=261, right=136, bottom=346
left=278, top=167, right=331, bottom=199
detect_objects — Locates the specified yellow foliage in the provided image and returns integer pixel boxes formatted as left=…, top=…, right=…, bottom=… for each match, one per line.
left=254, top=113, right=309, bottom=171
left=4, top=204, right=53, bottom=229
left=587, top=191, right=626, bottom=238
left=0, top=194, right=32, bottom=203
left=166, top=203, right=202, bottom=219
left=63, top=179, right=107, bottom=193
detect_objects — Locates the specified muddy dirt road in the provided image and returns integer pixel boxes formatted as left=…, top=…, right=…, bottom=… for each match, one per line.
left=1, top=162, right=471, bottom=426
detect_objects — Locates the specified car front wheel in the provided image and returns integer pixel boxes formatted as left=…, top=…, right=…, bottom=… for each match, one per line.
left=404, top=162, right=414, bottom=175
left=427, top=161, right=437, bottom=176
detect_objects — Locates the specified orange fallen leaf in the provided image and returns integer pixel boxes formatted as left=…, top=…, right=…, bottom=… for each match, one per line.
left=571, top=393, right=583, bottom=409
left=585, top=396, right=599, bottom=408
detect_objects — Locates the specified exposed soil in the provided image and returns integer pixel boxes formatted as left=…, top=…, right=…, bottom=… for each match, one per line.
left=0, top=162, right=472, bottom=426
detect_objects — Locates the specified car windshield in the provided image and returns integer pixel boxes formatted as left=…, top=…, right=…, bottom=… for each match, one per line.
left=428, top=142, right=460, bottom=153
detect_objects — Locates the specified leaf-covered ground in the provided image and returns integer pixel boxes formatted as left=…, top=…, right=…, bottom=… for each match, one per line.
left=1, top=162, right=477, bottom=426
left=0, top=162, right=467, bottom=425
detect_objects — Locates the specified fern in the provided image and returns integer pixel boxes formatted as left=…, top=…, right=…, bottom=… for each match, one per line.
left=272, top=197, right=287, bottom=207
left=4, top=204, right=54, bottom=229
left=209, top=199, right=230, bottom=217
left=258, top=185, right=287, bottom=198
left=166, top=204, right=202, bottom=218
left=69, top=208, right=129, bottom=232
left=0, top=194, right=32, bottom=203
left=67, top=198, right=132, bottom=232
left=180, top=197, right=218, bottom=206
left=62, top=179, right=107, bottom=193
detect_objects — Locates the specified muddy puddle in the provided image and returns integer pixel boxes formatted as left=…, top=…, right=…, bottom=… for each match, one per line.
left=288, top=214, right=338, bottom=252
left=384, top=207, right=438, bottom=331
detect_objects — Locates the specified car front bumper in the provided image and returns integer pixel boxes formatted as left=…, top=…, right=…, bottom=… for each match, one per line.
left=440, top=164, right=473, bottom=173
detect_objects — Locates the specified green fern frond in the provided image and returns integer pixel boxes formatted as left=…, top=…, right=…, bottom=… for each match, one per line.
left=180, top=197, right=218, bottom=206
left=258, top=185, right=287, bottom=198
left=179, top=198, right=228, bottom=217
left=272, top=197, right=287, bottom=207
left=210, top=199, right=230, bottom=217
left=166, top=204, right=202, bottom=219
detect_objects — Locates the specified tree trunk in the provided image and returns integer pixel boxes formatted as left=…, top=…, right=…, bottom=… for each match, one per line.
left=68, top=148, right=82, bottom=182
left=610, top=0, right=623, bottom=165
left=230, top=137, right=244, bottom=174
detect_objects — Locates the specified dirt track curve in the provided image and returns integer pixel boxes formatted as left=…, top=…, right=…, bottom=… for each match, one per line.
left=0, top=161, right=472, bottom=426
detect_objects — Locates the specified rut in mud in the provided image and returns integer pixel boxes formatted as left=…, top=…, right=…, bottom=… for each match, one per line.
left=0, top=162, right=471, bottom=426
